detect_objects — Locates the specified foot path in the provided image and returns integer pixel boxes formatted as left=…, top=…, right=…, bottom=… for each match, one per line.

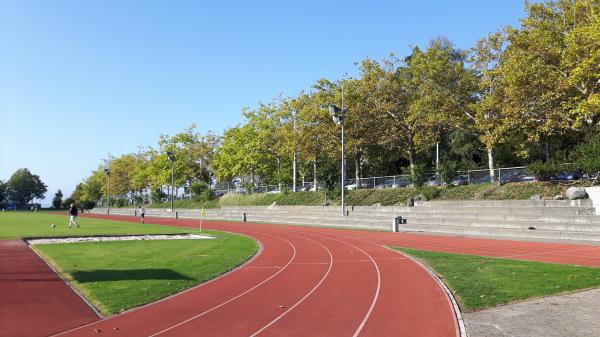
left=5, top=214, right=600, bottom=337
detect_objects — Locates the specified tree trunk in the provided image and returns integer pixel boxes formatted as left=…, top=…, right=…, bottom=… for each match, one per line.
left=487, top=147, right=496, bottom=183
left=276, top=157, right=281, bottom=192
left=313, top=161, right=318, bottom=191
left=407, top=143, right=415, bottom=177
left=355, top=154, right=360, bottom=188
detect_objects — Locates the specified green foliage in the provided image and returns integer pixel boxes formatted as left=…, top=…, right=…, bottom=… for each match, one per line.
left=52, top=190, right=63, bottom=209
left=62, top=197, right=75, bottom=209
left=151, top=189, right=167, bottom=204
left=7, top=168, right=47, bottom=207
left=571, top=134, right=600, bottom=176
left=525, top=160, right=563, bottom=181
left=397, top=248, right=600, bottom=311
left=403, top=164, right=428, bottom=187
left=0, top=180, right=7, bottom=205
left=438, top=161, right=460, bottom=184
left=189, top=181, right=208, bottom=195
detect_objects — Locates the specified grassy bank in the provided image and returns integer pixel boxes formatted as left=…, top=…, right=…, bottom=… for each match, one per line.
left=35, top=230, right=257, bottom=315
left=141, top=181, right=588, bottom=209
left=394, top=247, right=600, bottom=311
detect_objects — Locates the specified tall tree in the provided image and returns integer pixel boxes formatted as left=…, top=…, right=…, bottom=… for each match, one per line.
left=52, top=190, right=63, bottom=209
left=7, top=168, right=47, bottom=206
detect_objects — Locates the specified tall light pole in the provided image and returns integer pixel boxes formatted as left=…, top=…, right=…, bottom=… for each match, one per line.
left=328, top=82, right=346, bottom=216
left=166, top=151, right=176, bottom=211
left=291, top=109, right=298, bottom=192
left=104, top=168, right=111, bottom=214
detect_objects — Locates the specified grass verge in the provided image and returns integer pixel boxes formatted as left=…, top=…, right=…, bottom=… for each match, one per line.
left=394, top=247, right=600, bottom=311
left=35, top=230, right=257, bottom=315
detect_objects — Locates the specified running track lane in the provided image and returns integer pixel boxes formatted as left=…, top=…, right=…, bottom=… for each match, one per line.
left=0, top=240, right=99, bottom=337
left=52, top=214, right=460, bottom=337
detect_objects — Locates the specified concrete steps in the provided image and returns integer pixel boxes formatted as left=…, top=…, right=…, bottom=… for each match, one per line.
left=91, top=198, right=600, bottom=242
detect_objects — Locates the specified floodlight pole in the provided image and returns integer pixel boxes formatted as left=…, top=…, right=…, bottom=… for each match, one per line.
left=104, top=168, right=111, bottom=214
left=171, top=161, right=175, bottom=211
left=292, top=109, right=297, bottom=192
left=341, top=82, right=345, bottom=217
left=328, top=82, right=347, bottom=216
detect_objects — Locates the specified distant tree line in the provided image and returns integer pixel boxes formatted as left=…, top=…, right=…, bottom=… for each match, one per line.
left=71, top=0, right=600, bottom=206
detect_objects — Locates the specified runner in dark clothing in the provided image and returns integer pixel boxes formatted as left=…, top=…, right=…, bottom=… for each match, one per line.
left=68, top=203, right=79, bottom=228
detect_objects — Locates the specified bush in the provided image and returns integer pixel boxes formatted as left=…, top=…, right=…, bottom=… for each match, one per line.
left=439, top=161, right=460, bottom=184
left=189, top=181, right=209, bottom=195
left=404, top=164, right=428, bottom=187
left=115, top=198, right=127, bottom=207
left=193, top=189, right=214, bottom=202
left=525, top=160, right=563, bottom=181
left=572, top=135, right=600, bottom=179
left=151, top=189, right=167, bottom=204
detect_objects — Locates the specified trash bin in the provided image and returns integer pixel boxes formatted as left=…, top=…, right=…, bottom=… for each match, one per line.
left=392, top=216, right=403, bottom=232
left=243, top=212, right=247, bottom=222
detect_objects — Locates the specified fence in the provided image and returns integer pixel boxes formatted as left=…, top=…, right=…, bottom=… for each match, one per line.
left=211, top=164, right=590, bottom=195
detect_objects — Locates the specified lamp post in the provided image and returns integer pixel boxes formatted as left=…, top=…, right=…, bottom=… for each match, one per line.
left=291, top=109, right=298, bottom=192
left=166, top=151, right=176, bottom=211
left=328, top=82, right=347, bottom=216
left=104, top=168, right=111, bottom=214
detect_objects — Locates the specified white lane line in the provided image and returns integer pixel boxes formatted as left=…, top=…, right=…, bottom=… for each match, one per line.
left=250, top=234, right=334, bottom=337
left=148, top=232, right=297, bottom=337
left=389, top=248, right=466, bottom=337
left=291, top=230, right=381, bottom=337
left=51, top=228, right=265, bottom=337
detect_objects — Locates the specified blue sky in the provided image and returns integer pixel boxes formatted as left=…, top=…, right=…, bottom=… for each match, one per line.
left=0, top=0, right=526, bottom=203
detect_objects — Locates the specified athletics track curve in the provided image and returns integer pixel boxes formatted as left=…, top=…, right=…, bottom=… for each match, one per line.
left=50, top=214, right=460, bottom=337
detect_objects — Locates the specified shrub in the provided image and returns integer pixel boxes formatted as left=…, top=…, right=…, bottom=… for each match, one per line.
left=151, top=189, right=166, bottom=204
left=439, top=161, right=460, bottom=184
left=525, top=160, right=563, bottom=181
left=404, top=164, right=428, bottom=187
left=571, top=135, right=600, bottom=180
left=189, top=181, right=209, bottom=195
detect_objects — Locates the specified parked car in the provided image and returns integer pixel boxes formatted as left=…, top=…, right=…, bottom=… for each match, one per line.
left=426, top=175, right=443, bottom=187
left=552, top=172, right=582, bottom=181
left=499, top=171, right=522, bottom=184
left=450, top=175, right=469, bottom=186
left=344, top=180, right=358, bottom=190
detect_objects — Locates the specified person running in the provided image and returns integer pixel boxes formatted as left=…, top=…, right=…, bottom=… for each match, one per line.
left=139, top=205, right=145, bottom=224
left=68, top=203, right=79, bottom=228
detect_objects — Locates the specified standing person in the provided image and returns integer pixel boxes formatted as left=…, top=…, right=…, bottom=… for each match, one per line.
left=68, top=203, right=79, bottom=228
left=139, top=205, right=145, bottom=224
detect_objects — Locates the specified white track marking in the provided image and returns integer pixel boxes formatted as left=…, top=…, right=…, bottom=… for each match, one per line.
left=290, top=230, right=381, bottom=337
left=389, top=248, right=465, bottom=337
left=148, top=232, right=297, bottom=337
left=249, top=234, right=334, bottom=336
left=51, top=228, right=265, bottom=337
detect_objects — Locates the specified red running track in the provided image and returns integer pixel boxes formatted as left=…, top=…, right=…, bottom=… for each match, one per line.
left=9, top=213, right=600, bottom=337
left=0, top=240, right=99, bottom=337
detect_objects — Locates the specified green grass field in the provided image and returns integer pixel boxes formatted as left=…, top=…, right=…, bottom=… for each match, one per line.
left=1, top=211, right=258, bottom=315
left=0, top=211, right=195, bottom=239
left=35, top=231, right=257, bottom=315
left=395, top=247, right=600, bottom=311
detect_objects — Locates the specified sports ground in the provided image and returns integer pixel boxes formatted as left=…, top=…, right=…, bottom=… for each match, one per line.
left=2, top=212, right=600, bottom=337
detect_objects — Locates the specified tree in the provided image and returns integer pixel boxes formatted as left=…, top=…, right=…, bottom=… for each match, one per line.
left=7, top=168, right=47, bottom=207
left=0, top=180, right=7, bottom=205
left=52, top=190, right=63, bottom=209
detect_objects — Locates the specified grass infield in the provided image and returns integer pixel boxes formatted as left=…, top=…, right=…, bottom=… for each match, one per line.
left=394, top=247, right=600, bottom=311
left=1, top=212, right=258, bottom=315
left=0, top=211, right=196, bottom=239
left=35, top=231, right=257, bottom=315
